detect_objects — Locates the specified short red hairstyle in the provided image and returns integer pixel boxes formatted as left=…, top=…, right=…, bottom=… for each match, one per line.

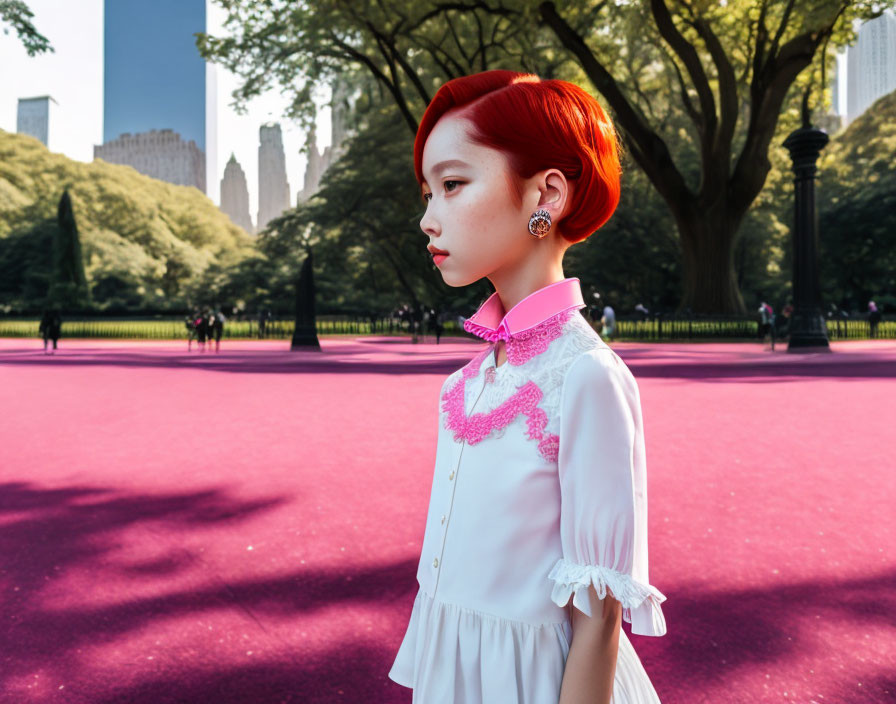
left=414, top=70, right=622, bottom=244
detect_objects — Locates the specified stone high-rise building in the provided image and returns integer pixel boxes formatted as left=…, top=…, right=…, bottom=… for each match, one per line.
left=296, top=127, right=327, bottom=205
left=94, top=128, right=206, bottom=192
left=17, top=95, right=57, bottom=147
left=331, top=79, right=350, bottom=158
left=102, top=0, right=215, bottom=198
left=846, top=10, right=896, bottom=125
left=220, top=154, right=254, bottom=234
left=257, top=123, right=291, bottom=232
left=296, top=81, right=351, bottom=204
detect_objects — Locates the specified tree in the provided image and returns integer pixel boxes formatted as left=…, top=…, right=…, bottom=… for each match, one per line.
left=0, top=129, right=257, bottom=312
left=198, top=0, right=891, bottom=312
left=47, top=189, right=89, bottom=308
left=815, top=89, right=896, bottom=311
left=535, top=1, right=888, bottom=313
left=0, top=0, right=52, bottom=56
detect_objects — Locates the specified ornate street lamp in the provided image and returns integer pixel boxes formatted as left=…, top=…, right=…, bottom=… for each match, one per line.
left=782, top=125, right=831, bottom=352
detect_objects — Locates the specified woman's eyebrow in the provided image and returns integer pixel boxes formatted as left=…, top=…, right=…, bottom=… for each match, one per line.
left=424, top=159, right=472, bottom=179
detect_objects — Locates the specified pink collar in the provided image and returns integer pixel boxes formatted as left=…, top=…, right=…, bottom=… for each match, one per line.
left=463, top=278, right=586, bottom=343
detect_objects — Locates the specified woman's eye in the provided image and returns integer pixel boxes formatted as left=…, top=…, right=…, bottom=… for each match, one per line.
left=422, top=181, right=462, bottom=203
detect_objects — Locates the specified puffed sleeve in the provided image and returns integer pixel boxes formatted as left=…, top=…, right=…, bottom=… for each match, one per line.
left=547, top=348, right=667, bottom=636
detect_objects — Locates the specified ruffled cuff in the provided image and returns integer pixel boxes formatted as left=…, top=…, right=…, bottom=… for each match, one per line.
left=548, top=558, right=667, bottom=637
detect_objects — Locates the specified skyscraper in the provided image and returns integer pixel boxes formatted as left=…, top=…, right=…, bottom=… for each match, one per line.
left=846, top=10, right=896, bottom=124
left=297, top=81, right=351, bottom=204
left=220, top=154, right=254, bottom=234
left=257, top=123, right=291, bottom=232
left=95, top=129, right=206, bottom=192
left=16, top=95, right=58, bottom=147
left=99, top=0, right=216, bottom=196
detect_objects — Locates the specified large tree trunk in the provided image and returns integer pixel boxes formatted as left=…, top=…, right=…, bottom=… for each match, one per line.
left=677, top=207, right=746, bottom=314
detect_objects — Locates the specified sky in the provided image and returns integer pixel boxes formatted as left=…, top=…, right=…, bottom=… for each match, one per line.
left=0, top=0, right=332, bottom=220
left=103, top=0, right=207, bottom=149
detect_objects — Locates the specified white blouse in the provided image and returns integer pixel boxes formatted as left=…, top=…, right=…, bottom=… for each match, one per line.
left=389, top=278, right=666, bottom=703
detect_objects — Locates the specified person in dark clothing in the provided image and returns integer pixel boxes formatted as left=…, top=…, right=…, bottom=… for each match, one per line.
left=434, top=311, right=444, bottom=344
left=868, top=301, right=882, bottom=339
left=185, top=312, right=198, bottom=351
left=212, top=309, right=226, bottom=353
left=196, top=310, right=210, bottom=352
left=38, top=308, right=62, bottom=354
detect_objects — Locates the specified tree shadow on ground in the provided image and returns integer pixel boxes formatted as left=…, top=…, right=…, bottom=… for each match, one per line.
left=628, top=358, right=896, bottom=381
left=0, top=481, right=418, bottom=701
left=633, top=568, right=896, bottom=703
left=0, top=347, right=473, bottom=376
left=2, top=480, right=893, bottom=702
left=1, top=342, right=893, bottom=379
left=87, top=642, right=412, bottom=704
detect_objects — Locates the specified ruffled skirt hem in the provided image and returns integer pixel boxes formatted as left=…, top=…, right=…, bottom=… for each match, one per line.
left=389, top=588, right=661, bottom=703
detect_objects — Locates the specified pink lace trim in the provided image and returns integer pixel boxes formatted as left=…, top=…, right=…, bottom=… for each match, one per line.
left=441, top=350, right=559, bottom=462
left=463, top=318, right=510, bottom=343
left=505, top=307, right=577, bottom=365
left=463, top=307, right=578, bottom=365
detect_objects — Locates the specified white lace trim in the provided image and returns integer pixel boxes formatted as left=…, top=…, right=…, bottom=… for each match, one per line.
left=547, top=558, right=667, bottom=625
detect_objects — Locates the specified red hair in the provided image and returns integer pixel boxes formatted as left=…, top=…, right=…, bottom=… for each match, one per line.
left=414, top=70, right=622, bottom=243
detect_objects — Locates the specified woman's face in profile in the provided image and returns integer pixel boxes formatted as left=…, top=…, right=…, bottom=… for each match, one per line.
left=419, top=111, right=538, bottom=288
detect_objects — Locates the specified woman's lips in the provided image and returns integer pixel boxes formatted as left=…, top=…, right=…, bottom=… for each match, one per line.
left=432, top=253, right=449, bottom=266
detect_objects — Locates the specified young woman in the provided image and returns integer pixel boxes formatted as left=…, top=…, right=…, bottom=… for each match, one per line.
left=388, top=70, right=667, bottom=704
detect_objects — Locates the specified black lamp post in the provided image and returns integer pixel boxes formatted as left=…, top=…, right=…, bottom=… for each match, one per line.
left=782, top=126, right=831, bottom=352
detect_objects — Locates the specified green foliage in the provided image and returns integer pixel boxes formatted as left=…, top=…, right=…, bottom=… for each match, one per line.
left=47, top=190, right=90, bottom=308
left=0, top=216, right=54, bottom=304
left=0, top=0, right=52, bottom=56
left=0, top=129, right=258, bottom=312
left=565, top=150, right=682, bottom=312
left=816, top=90, right=896, bottom=310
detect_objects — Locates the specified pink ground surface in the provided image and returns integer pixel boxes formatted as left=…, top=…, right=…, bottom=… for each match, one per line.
left=1, top=336, right=894, bottom=704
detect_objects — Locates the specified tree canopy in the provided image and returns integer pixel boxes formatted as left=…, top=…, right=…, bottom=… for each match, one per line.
left=199, top=0, right=893, bottom=313
left=816, top=90, right=896, bottom=311
left=0, top=129, right=257, bottom=312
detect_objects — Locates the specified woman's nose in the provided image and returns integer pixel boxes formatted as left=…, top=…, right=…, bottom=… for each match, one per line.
left=420, top=208, right=439, bottom=237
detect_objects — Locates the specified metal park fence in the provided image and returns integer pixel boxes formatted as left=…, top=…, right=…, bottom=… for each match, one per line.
left=0, top=315, right=459, bottom=340
left=0, top=314, right=892, bottom=341
left=612, top=315, right=894, bottom=341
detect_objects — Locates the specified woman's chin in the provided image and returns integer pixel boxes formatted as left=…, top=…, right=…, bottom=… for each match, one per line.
left=440, top=270, right=478, bottom=288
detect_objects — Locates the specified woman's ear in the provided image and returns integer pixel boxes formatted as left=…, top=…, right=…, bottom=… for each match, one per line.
left=535, top=169, right=571, bottom=222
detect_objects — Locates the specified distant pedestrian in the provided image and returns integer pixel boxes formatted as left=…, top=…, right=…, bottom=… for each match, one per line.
left=868, top=300, right=881, bottom=339
left=212, top=309, right=226, bottom=352
left=257, top=310, right=267, bottom=339
left=38, top=308, right=62, bottom=354
left=758, top=301, right=775, bottom=350
left=197, top=310, right=210, bottom=352
left=634, top=303, right=649, bottom=321
left=781, top=301, right=793, bottom=339
left=600, top=304, right=616, bottom=340
left=185, top=312, right=198, bottom=351
left=433, top=310, right=444, bottom=344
